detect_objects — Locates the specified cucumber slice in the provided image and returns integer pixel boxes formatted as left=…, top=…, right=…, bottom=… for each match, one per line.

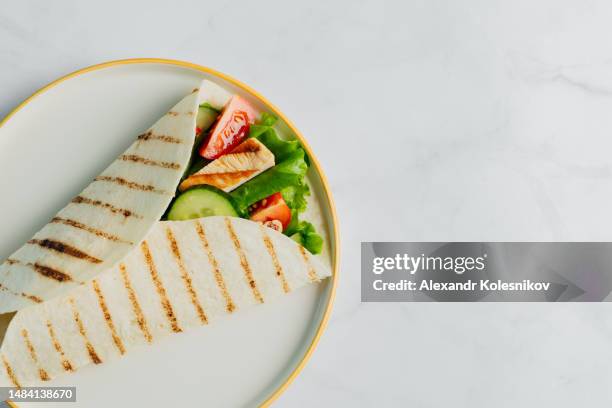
left=167, top=186, right=238, bottom=221
left=183, top=105, right=218, bottom=181
left=196, top=104, right=220, bottom=131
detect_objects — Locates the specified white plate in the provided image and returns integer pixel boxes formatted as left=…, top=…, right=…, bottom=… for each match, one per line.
left=0, top=59, right=338, bottom=408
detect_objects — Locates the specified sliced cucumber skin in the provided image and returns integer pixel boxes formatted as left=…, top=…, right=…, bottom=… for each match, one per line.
left=196, top=106, right=219, bottom=131
left=183, top=106, right=218, bottom=182
left=167, top=186, right=239, bottom=221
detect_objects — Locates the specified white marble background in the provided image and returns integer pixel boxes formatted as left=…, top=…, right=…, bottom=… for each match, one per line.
left=3, top=0, right=612, bottom=406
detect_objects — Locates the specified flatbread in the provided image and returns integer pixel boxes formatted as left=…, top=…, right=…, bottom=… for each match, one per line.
left=0, top=84, right=204, bottom=313
left=0, top=217, right=331, bottom=387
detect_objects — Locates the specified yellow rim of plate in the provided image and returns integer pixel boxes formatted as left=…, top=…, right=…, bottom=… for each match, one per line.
left=1, top=58, right=339, bottom=408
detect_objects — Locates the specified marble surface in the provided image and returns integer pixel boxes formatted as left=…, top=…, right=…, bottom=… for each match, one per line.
left=3, top=0, right=612, bottom=406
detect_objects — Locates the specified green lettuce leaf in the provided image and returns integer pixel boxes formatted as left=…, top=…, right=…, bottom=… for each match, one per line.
left=289, top=220, right=323, bottom=254
left=251, top=115, right=304, bottom=163
left=249, top=112, right=277, bottom=139
left=230, top=112, right=322, bottom=254
left=258, top=131, right=302, bottom=163
left=260, top=111, right=277, bottom=126
left=281, top=182, right=309, bottom=214
left=229, top=149, right=308, bottom=213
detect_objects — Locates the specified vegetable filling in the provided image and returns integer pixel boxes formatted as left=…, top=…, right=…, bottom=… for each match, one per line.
left=165, top=91, right=323, bottom=254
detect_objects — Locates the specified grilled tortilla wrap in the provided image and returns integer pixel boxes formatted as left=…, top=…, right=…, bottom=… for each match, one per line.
left=0, top=84, right=210, bottom=314
left=0, top=216, right=331, bottom=387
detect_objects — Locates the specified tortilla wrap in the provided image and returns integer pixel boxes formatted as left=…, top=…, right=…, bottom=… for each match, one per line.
left=0, top=83, right=213, bottom=314
left=0, top=216, right=331, bottom=387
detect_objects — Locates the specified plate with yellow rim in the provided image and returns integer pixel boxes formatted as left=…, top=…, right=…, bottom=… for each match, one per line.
left=0, top=59, right=338, bottom=408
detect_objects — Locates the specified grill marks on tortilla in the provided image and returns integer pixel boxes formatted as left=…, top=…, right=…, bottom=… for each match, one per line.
left=141, top=241, right=182, bottom=333
left=298, top=246, right=319, bottom=282
left=46, top=320, right=73, bottom=372
left=92, top=280, right=126, bottom=355
left=119, top=154, right=181, bottom=170
left=0, top=281, right=42, bottom=304
left=225, top=218, right=264, bottom=304
left=69, top=298, right=102, bottom=364
left=20, top=329, right=50, bottom=381
left=0, top=217, right=331, bottom=385
left=261, top=227, right=291, bottom=293
left=71, top=195, right=142, bottom=219
left=137, top=131, right=183, bottom=145
left=119, top=264, right=152, bottom=343
left=195, top=221, right=236, bottom=313
left=94, top=176, right=170, bottom=196
left=167, top=110, right=195, bottom=117
left=27, top=239, right=102, bottom=265
left=7, top=259, right=75, bottom=283
left=51, top=217, right=131, bottom=244
left=1, top=354, right=20, bottom=388
left=165, top=227, right=208, bottom=324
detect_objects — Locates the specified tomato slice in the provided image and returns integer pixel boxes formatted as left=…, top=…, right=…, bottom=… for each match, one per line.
left=199, top=95, right=260, bottom=160
left=250, top=193, right=292, bottom=231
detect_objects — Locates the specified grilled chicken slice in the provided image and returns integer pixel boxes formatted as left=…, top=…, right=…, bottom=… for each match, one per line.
left=179, top=138, right=274, bottom=192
